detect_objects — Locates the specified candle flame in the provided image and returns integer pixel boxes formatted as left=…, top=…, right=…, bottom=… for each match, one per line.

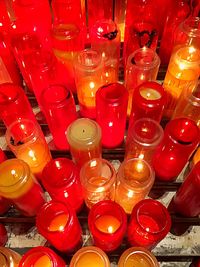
left=138, top=153, right=144, bottom=159
left=136, top=162, right=144, bottom=172
left=189, top=46, right=196, bottom=54
left=127, top=190, right=134, bottom=198
left=89, top=82, right=95, bottom=89
left=28, top=150, right=37, bottom=161
left=107, top=226, right=114, bottom=233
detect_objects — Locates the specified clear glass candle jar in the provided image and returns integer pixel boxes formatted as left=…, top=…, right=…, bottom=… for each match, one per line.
left=19, top=247, right=66, bottom=267
left=74, top=49, right=105, bottom=119
left=0, top=159, right=45, bottom=216
left=128, top=199, right=171, bottom=249
left=115, top=158, right=155, bottom=214
left=0, top=83, right=36, bottom=128
left=41, top=84, right=77, bottom=150
left=67, top=118, right=102, bottom=167
left=80, top=158, right=116, bottom=209
left=0, top=247, right=21, bottom=267
left=172, top=161, right=200, bottom=217
left=125, top=48, right=160, bottom=116
left=96, top=83, right=128, bottom=148
left=152, top=118, right=200, bottom=181
left=42, top=158, right=84, bottom=213
left=125, top=118, right=164, bottom=164
left=36, top=200, right=82, bottom=253
left=90, top=19, right=120, bottom=84
left=88, top=200, right=127, bottom=252
left=69, top=246, right=110, bottom=267
left=118, top=247, right=159, bottom=267
left=128, top=81, right=166, bottom=131
left=6, top=119, right=52, bottom=180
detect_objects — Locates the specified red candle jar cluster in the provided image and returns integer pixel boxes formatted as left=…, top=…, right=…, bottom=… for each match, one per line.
left=19, top=246, right=66, bottom=267
left=88, top=200, right=127, bottom=252
left=41, top=85, right=77, bottom=150
left=128, top=199, right=171, bottom=250
left=96, top=83, right=128, bottom=148
left=172, top=162, right=200, bottom=217
left=42, top=158, right=84, bottom=213
left=36, top=200, right=82, bottom=253
left=128, top=81, right=166, bottom=130
left=152, top=118, right=200, bottom=181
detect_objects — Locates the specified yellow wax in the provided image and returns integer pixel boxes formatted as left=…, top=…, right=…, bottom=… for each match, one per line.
left=124, top=160, right=150, bottom=184
left=75, top=252, right=106, bottom=267
left=34, top=255, right=52, bottom=267
left=95, top=215, right=121, bottom=234
left=124, top=253, right=153, bottom=267
left=48, top=213, right=68, bottom=232
left=140, top=88, right=161, bottom=100
left=193, top=147, right=200, bottom=165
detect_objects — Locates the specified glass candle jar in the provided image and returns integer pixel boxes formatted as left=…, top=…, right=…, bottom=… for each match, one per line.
left=114, top=0, right=127, bottom=42
left=36, top=200, right=82, bottom=253
left=128, top=199, right=171, bottom=249
left=67, top=118, right=102, bottom=167
left=74, top=49, right=105, bottom=118
left=80, top=158, right=116, bottom=209
left=0, top=159, right=45, bottom=216
left=172, top=161, right=200, bottom=217
left=193, top=147, right=200, bottom=166
left=128, top=81, right=166, bottom=130
left=115, top=158, right=155, bottom=214
left=6, top=119, right=52, bottom=180
left=69, top=246, right=110, bottom=267
left=19, top=247, right=66, bottom=267
left=42, top=158, right=84, bottom=213
left=0, top=149, right=6, bottom=164
left=118, top=247, right=159, bottom=267
left=0, top=247, right=21, bottom=267
left=88, top=200, right=127, bottom=252
left=41, top=85, right=77, bottom=150
left=125, top=48, right=160, bottom=116
left=0, top=57, right=12, bottom=84
left=96, top=83, right=128, bottom=148
left=90, top=19, right=120, bottom=84
left=0, top=83, right=36, bottom=128
left=0, top=150, right=10, bottom=215
left=152, top=118, right=200, bottom=181
left=125, top=118, right=164, bottom=163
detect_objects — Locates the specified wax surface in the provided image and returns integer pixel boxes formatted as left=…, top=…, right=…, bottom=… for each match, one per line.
left=140, top=88, right=161, bottom=100
left=34, top=255, right=52, bottom=267
left=48, top=213, right=69, bottom=232
left=138, top=214, right=160, bottom=232
left=124, top=253, right=153, bottom=267
left=95, top=215, right=121, bottom=234
left=75, top=252, right=105, bottom=267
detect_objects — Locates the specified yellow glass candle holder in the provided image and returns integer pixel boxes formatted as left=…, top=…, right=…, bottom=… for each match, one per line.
left=0, top=247, right=21, bottom=267
left=6, top=119, right=52, bottom=179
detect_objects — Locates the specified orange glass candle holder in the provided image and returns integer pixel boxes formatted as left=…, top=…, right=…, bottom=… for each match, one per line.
left=0, top=159, right=45, bottom=216
left=127, top=199, right=171, bottom=249
left=115, top=158, right=155, bottom=214
left=36, top=200, right=82, bottom=253
left=125, top=118, right=164, bottom=163
left=6, top=119, right=52, bottom=179
left=42, top=158, right=84, bottom=213
left=193, top=147, right=200, bottom=166
left=118, top=247, right=159, bottom=267
left=125, top=48, right=160, bottom=116
left=67, top=118, right=102, bottom=167
left=74, top=49, right=105, bottom=118
left=80, top=158, right=116, bottom=209
left=19, top=247, right=66, bottom=267
left=88, top=200, right=127, bottom=252
left=69, top=246, right=110, bottom=267
left=0, top=247, right=21, bottom=267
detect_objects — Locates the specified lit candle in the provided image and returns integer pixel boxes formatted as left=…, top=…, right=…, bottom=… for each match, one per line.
left=67, top=118, right=102, bottom=167
left=34, top=255, right=52, bottom=267
left=0, top=159, right=45, bottom=216
left=48, top=213, right=69, bottom=232
left=88, top=200, right=127, bottom=252
left=140, top=87, right=161, bottom=100
left=6, top=119, right=52, bottom=179
left=115, top=158, right=155, bottom=214
left=0, top=247, right=21, bottom=267
left=69, top=246, right=110, bottom=267
left=163, top=45, right=200, bottom=118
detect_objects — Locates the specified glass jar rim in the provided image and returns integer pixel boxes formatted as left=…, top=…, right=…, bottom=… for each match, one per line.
left=75, top=49, right=103, bottom=71
left=97, top=83, right=127, bottom=104
left=90, top=19, right=119, bottom=40
left=180, top=17, right=200, bottom=38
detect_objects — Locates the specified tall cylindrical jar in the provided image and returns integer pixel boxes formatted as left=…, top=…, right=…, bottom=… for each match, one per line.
left=74, top=49, right=105, bottom=119
left=96, top=83, right=128, bottom=148
left=0, top=247, right=21, bottom=267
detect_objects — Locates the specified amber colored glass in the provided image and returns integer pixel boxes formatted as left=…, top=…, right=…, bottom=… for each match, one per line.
left=0, top=247, right=21, bottom=267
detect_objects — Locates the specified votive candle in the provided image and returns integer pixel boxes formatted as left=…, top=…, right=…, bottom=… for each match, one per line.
left=0, top=247, right=21, bottom=267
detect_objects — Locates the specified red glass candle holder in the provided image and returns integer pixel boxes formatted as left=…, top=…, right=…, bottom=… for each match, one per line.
left=172, top=162, right=200, bottom=217
left=0, top=149, right=6, bottom=164
left=128, top=81, right=166, bottom=130
left=0, top=83, right=36, bottom=128
left=0, top=159, right=45, bottom=217
left=42, top=158, right=84, bottom=213
left=41, top=85, right=77, bottom=150
left=88, top=200, right=127, bottom=252
left=36, top=200, right=82, bottom=253
left=96, top=83, right=128, bottom=148
left=19, top=246, right=66, bottom=267
left=128, top=199, right=171, bottom=250
left=152, top=118, right=200, bottom=181
left=0, top=223, right=8, bottom=246
left=123, top=0, right=159, bottom=64
left=0, top=196, right=10, bottom=215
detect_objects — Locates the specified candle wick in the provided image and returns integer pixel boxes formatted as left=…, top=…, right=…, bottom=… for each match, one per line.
left=83, top=129, right=85, bottom=133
